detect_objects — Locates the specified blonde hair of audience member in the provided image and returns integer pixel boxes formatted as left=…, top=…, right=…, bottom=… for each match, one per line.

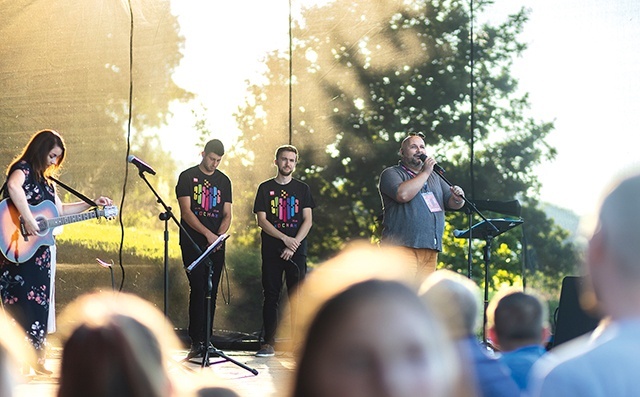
left=419, top=269, right=481, bottom=339
left=56, top=292, right=183, bottom=397
left=485, top=288, right=550, bottom=352
left=286, top=242, right=467, bottom=397
left=0, top=312, right=34, bottom=397
left=419, top=269, right=525, bottom=397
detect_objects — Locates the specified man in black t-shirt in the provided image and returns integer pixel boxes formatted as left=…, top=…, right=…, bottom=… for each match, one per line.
left=253, top=145, right=315, bottom=357
left=175, top=139, right=232, bottom=359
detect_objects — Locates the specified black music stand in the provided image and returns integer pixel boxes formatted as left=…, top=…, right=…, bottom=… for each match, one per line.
left=184, top=234, right=258, bottom=375
left=454, top=218, right=523, bottom=342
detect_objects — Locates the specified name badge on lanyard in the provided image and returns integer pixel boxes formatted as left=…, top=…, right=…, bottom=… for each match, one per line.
left=422, top=192, right=442, bottom=213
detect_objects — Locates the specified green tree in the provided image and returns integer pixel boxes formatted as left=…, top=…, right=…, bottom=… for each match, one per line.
left=230, top=0, right=578, bottom=286
left=0, top=0, right=191, bottom=223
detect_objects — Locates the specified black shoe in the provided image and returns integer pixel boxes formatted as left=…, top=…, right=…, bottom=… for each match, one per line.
left=186, top=342, right=205, bottom=359
left=187, top=342, right=221, bottom=360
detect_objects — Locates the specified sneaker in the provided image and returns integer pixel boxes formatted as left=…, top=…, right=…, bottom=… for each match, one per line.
left=255, top=344, right=275, bottom=357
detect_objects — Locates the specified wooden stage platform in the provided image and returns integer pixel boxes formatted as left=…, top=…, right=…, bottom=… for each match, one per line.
left=14, top=346, right=295, bottom=397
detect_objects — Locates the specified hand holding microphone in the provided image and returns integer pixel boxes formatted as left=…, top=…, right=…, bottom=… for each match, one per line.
left=418, top=153, right=446, bottom=174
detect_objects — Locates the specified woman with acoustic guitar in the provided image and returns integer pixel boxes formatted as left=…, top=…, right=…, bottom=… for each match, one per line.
left=0, top=129, right=113, bottom=375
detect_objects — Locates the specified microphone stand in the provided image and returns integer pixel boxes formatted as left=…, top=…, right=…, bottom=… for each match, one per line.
left=135, top=169, right=183, bottom=317
left=431, top=168, right=499, bottom=342
left=431, top=168, right=499, bottom=235
left=453, top=218, right=523, bottom=342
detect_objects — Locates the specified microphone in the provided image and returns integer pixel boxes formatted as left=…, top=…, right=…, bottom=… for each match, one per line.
left=418, top=154, right=445, bottom=174
left=127, top=155, right=156, bottom=175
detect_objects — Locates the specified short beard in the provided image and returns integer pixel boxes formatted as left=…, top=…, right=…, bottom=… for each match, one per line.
left=405, top=157, right=421, bottom=168
left=279, top=168, right=293, bottom=177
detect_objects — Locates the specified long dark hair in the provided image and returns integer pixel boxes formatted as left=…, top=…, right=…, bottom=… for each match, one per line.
left=7, top=129, right=66, bottom=181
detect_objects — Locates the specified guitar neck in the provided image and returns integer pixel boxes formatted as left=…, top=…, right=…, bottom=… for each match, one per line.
left=43, top=210, right=102, bottom=229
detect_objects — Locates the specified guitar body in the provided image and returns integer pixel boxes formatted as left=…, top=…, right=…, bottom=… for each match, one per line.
left=0, top=199, right=57, bottom=264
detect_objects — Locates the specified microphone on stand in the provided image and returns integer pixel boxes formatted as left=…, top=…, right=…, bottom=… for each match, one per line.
left=127, top=155, right=157, bottom=175
left=419, top=154, right=446, bottom=174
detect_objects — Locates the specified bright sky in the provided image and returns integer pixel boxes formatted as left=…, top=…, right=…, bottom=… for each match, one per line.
left=162, top=0, right=640, bottom=220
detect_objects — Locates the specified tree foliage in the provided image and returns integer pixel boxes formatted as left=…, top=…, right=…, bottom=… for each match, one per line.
left=0, top=0, right=191, bottom=224
left=230, top=0, right=579, bottom=285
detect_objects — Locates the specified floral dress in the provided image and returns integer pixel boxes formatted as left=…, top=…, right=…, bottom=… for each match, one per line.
left=0, top=161, right=55, bottom=365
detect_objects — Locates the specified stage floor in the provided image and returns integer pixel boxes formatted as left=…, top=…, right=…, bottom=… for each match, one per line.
left=14, top=346, right=294, bottom=397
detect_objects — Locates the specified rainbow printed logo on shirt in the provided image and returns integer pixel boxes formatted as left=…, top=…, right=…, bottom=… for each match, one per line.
left=193, top=179, right=222, bottom=211
left=270, top=190, right=299, bottom=227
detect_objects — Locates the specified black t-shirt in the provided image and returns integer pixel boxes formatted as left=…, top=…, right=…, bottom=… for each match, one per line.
left=253, top=178, right=315, bottom=256
left=175, top=165, right=232, bottom=248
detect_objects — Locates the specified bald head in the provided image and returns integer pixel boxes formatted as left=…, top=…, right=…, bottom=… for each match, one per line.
left=399, top=135, right=426, bottom=170
left=400, top=135, right=425, bottom=152
left=596, top=173, right=640, bottom=280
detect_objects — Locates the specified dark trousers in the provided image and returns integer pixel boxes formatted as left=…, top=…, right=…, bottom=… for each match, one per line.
left=261, top=252, right=307, bottom=346
left=182, top=245, right=224, bottom=345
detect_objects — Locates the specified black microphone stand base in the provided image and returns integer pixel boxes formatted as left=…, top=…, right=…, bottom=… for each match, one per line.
left=181, top=347, right=259, bottom=375
left=181, top=245, right=258, bottom=377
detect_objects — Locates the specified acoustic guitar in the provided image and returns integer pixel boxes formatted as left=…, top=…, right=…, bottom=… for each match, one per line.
left=0, top=199, right=118, bottom=263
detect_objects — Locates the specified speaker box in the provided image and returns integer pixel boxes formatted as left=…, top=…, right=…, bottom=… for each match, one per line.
left=552, top=276, right=601, bottom=348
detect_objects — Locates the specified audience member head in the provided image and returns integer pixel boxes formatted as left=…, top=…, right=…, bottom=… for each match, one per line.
left=419, top=269, right=481, bottom=339
left=196, top=387, right=241, bottom=397
left=289, top=242, right=463, bottom=397
left=56, top=292, right=182, bottom=397
left=586, top=173, right=640, bottom=320
left=293, top=279, right=459, bottom=397
left=486, top=288, right=550, bottom=352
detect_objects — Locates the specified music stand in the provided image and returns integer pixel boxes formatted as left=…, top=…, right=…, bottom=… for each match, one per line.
left=185, top=234, right=259, bottom=375
left=454, top=218, right=523, bottom=342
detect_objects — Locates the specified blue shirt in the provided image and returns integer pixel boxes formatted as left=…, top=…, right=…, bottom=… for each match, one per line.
left=498, top=344, right=546, bottom=391
left=460, top=336, right=520, bottom=397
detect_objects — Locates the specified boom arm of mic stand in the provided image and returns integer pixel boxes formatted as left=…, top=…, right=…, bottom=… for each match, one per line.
left=432, top=169, right=499, bottom=234
left=136, top=171, right=206, bottom=317
left=137, top=171, right=203, bottom=255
